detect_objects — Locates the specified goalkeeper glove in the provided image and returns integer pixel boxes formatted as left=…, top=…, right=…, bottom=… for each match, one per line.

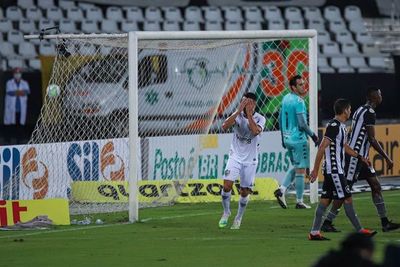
left=311, top=134, right=320, bottom=147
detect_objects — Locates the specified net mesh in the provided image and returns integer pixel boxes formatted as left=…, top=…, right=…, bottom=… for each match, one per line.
left=23, top=34, right=310, bottom=219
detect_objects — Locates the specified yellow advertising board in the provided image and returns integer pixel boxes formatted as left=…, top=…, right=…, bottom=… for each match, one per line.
left=72, top=178, right=278, bottom=203
left=0, top=199, right=70, bottom=227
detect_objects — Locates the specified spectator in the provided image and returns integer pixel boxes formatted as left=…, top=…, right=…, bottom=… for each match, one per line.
left=382, top=244, right=400, bottom=267
left=312, top=233, right=379, bottom=267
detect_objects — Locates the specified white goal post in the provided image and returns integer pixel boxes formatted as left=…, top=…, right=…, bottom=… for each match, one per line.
left=24, top=30, right=318, bottom=223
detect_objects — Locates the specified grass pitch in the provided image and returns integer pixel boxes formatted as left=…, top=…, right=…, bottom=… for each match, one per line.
left=0, top=191, right=399, bottom=267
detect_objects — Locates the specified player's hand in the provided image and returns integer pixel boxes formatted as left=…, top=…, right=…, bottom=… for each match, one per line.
left=311, top=134, right=320, bottom=147
left=360, top=157, right=371, bottom=167
left=386, top=158, right=394, bottom=170
left=245, top=100, right=255, bottom=116
left=309, top=169, right=318, bottom=183
left=238, top=98, right=248, bottom=112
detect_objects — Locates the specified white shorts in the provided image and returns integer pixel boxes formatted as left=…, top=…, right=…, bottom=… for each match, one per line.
left=223, top=158, right=257, bottom=189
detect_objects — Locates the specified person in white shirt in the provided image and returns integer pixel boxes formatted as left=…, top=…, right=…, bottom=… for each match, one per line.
left=218, top=92, right=266, bottom=230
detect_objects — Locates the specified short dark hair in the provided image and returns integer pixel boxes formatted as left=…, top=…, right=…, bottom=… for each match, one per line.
left=366, top=87, right=380, bottom=99
left=334, top=98, right=351, bottom=115
left=340, top=233, right=374, bottom=252
left=243, top=92, right=257, bottom=101
left=289, top=75, right=302, bottom=87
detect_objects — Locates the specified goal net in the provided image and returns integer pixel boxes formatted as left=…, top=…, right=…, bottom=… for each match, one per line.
left=22, top=31, right=317, bottom=222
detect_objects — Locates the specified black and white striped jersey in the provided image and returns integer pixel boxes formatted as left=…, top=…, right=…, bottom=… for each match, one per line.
left=323, top=119, right=347, bottom=174
left=348, top=104, right=376, bottom=158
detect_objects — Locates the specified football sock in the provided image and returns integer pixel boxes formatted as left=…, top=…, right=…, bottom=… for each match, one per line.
left=235, top=195, right=249, bottom=221
left=221, top=190, right=231, bottom=215
left=344, top=202, right=362, bottom=231
left=311, top=203, right=327, bottom=232
left=281, top=168, right=295, bottom=193
left=326, top=207, right=340, bottom=222
left=295, top=173, right=305, bottom=203
left=372, top=194, right=387, bottom=220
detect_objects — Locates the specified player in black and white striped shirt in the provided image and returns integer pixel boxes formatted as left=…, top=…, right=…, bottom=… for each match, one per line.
left=322, top=88, right=399, bottom=233
left=308, top=99, right=376, bottom=240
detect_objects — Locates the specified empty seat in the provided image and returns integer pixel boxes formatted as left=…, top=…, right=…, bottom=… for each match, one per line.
left=317, top=31, right=332, bottom=45
left=268, top=20, right=285, bottom=30
left=26, top=7, right=43, bottom=21
left=37, top=0, right=55, bottom=9
left=86, top=7, right=104, bottom=21
left=307, top=20, right=325, bottom=31
left=369, top=56, right=387, bottom=69
left=244, top=6, right=263, bottom=22
left=344, top=5, right=362, bottom=22
left=335, top=31, right=354, bottom=45
left=46, top=7, right=63, bottom=21
left=0, top=42, right=16, bottom=57
left=288, top=20, right=305, bottom=30
left=183, top=21, right=200, bottom=31
left=331, top=57, right=354, bottom=72
left=362, top=43, right=381, bottom=55
left=329, top=20, right=347, bottom=33
left=101, top=20, right=119, bottom=33
left=349, top=20, right=366, bottom=33
left=224, top=21, right=242, bottom=31
left=17, top=0, right=34, bottom=9
left=6, top=6, right=23, bottom=20
left=121, top=20, right=139, bottom=32
left=342, top=43, right=360, bottom=55
left=78, top=43, right=96, bottom=56
left=18, top=41, right=37, bottom=58
left=58, top=0, right=76, bottom=9
left=8, top=58, right=26, bottom=69
left=349, top=57, right=367, bottom=68
left=143, top=21, right=161, bottom=31
left=66, top=7, right=84, bottom=21
left=205, top=21, right=222, bottom=31
left=244, top=21, right=262, bottom=30
left=124, top=7, right=144, bottom=21
left=322, top=42, right=341, bottom=56
left=38, top=19, right=56, bottom=30
left=185, top=6, right=203, bottom=22
left=356, top=32, right=374, bottom=44
left=28, top=58, right=41, bottom=70
left=145, top=7, right=162, bottom=21
left=319, top=66, right=335, bottom=73
left=0, top=19, right=13, bottom=33
left=204, top=6, right=222, bottom=22
left=163, top=7, right=183, bottom=22
left=324, top=6, right=342, bottom=21
left=59, top=19, right=77, bottom=33
left=99, top=46, right=113, bottom=55
left=318, top=57, right=335, bottom=73
left=39, top=42, right=56, bottom=56
left=7, top=30, right=24, bottom=45
left=77, top=2, right=96, bottom=10
left=285, top=7, right=302, bottom=21
left=303, top=6, right=323, bottom=21
left=163, top=21, right=180, bottom=31
left=106, top=6, right=123, bottom=21
left=81, top=20, right=99, bottom=33
left=224, top=6, right=243, bottom=22
left=19, top=19, right=36, bottom=33
left=263, top=6, right=283, bottom=21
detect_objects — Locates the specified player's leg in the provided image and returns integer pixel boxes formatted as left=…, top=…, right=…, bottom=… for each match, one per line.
left=219, top=158, right=240, bottom=228
left=321, top=200, right=342, bottom=232
left=293, top=141, right=310, bottom=209
left=274, top=146, right=295, bottom=209
left=365, top=169, right=400, bottom=232
left=231, top=162, right=256, bottom=230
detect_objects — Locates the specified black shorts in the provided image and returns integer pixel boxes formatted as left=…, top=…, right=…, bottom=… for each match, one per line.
left=345, top=155, right=376, bottom=183
left=322, top=173, right=352, bottom=200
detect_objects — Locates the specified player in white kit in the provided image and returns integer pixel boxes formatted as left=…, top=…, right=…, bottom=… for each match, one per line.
left=218, top=92, right=266, bottom=230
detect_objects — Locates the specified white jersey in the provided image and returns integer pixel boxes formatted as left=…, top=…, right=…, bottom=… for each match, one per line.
left=229, top=111, right=266, bottom=163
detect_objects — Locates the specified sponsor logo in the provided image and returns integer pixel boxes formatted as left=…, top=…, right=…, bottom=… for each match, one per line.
left=0, top=200, right=27, bottom=226
left=21, top=147, right=49, bottom=199
left=67, top=141, right=125, bottom=181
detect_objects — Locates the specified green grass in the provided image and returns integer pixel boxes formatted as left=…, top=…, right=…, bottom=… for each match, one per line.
left=0, top=191, right=399, bottom=267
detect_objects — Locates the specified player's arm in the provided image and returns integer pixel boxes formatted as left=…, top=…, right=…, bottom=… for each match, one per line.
left=222, top=98, right=248, bottom=131
left=295, top=100, right=319, bottom=146
left=278, top=110, right=286, bottom=148
left=366, top=125, right=393, bottom=169
left=309, top=137, right=330, bottom=182
left=344, top=144, right=370, bottom=166
left=245, top=101, right=262, bottom=135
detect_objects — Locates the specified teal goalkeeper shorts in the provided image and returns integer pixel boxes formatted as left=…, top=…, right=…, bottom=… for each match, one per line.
left=285, top=140, right=309, bottom=169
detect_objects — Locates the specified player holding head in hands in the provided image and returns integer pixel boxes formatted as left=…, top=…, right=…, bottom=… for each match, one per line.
left=308, top=99, right=377, bottom=240
left=322, top=87, right=399, bottom=233
left=274, top=75, right=319, bottom=209
left=218, top=92, right=266, bottom=230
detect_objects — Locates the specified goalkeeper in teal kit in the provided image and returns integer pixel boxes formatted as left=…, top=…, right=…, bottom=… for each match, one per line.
left=274, top=75, right=319, bottom=209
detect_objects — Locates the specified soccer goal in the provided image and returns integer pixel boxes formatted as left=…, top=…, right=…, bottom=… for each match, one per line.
left=24, top=30, right=318, bottom=223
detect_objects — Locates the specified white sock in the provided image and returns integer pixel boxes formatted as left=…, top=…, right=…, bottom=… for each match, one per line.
left=297, top=198, right=304, bottom=203
left=235, top=195, right=249, bottom=221
left=221, top=190, right=231, bottom=215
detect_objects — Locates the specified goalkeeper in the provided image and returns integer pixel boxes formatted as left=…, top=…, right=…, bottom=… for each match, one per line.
left=218, top=92, right=266, bottom=230
left=274, top=75, right=319, bottom=209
